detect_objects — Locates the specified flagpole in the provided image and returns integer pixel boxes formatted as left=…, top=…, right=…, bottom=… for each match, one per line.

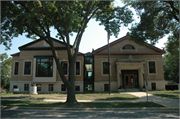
left=107, top=31, right=111, bottom=95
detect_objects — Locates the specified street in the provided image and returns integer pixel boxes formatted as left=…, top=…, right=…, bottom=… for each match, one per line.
left=1, top=108, right=179, bottom=118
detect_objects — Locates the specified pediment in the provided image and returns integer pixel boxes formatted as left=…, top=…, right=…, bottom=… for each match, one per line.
left=19, top=37, right=69, bottom=50
left=92, top=35, right=165, bottom=55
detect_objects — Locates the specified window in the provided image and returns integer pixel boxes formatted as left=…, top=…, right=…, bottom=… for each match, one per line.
left=36, top=58, right=53, bottom=77
left=103, top=62, right=109, bottom=75
left=75, top=61, right=80, bottom=75
left=24, top=61, right=31, bottom=75
left=61, top=61, right=68, bottom=75
left=49, top=84, right=53, bottom=91
left=149, top=61, right=156, bottom=74
left=123, top=45, right=135, bottom=49
left=36, top=84, right=41, bottom=91
left=24, top=84, right=29, bottom=91
left=61, top=84, right=66, bottom=91
left=151, top=83, right=156, bottom=90
left=14, top=62, right=19, bottom=75
left=13, top=85, right=18, bottom=89
left=104, top=84, right=109, bottom=91
left=75, top=86, right=80, bottom=91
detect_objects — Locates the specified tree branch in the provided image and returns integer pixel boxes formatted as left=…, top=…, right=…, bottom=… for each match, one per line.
left=41, top=2, right=50, bottom=37
left=15, top=1, right=48, bottom=35
left=46, top=37, right=71, bottom=87
left=54, top=24, right=66, bottom=43
left=73, top=2, right=105, bottom=58
left=164, top=1, right=179, bottom=21
left=64, top=24, right=72, bottom=58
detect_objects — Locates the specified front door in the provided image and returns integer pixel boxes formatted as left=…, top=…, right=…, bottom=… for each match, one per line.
left=124, top=74, right=135, bottom=88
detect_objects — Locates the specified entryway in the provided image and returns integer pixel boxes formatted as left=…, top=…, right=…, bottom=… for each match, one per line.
left=121, top=70, right=139, bottom=89
left=124, top=74, right=135, bottom=88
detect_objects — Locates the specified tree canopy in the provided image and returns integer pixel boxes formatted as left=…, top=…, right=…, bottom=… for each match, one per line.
left=122, top=1, right=179, bottom=83
left=0, top=53, right=12, bottom=90
left=122, top=1, right=179, bottom=45
left=1, top=1, right=133, bottom=103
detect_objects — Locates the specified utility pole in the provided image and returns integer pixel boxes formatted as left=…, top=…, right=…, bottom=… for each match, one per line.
left=107, top=30, right=111, bottom=95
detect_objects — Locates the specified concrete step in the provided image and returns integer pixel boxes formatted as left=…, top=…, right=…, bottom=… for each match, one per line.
left=125, top=88, right=140, bottom=92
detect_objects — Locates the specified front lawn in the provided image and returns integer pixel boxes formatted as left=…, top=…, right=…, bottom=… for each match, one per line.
left=1, top=101, right=164, bottom=108
left=149, top=90, right=179, bottom=99
left=1, top=93, right=138, bottom=100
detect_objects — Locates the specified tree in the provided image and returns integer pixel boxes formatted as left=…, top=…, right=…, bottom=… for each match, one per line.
left=122, top=1, right=179, bottom=45
left=163, top=28, right=179, bottom=83
left=1, top=1, right=133, bottom=103
left=122, top=0, right=179, bottom=83
left=0, top=53, right=12, bottom=90
left=163, top=51, right=179, bottom=83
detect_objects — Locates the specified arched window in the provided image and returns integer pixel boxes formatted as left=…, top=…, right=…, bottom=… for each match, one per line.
left=122, top=45, right=135, bottom=50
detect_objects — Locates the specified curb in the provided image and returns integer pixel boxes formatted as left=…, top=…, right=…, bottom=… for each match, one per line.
left=160, top=107, right=179, bottom=110
left=2, top=106, right=177, bottom=111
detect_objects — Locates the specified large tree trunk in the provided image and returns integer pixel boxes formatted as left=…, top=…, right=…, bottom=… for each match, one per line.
left=66, top=59, right=77, bottom=103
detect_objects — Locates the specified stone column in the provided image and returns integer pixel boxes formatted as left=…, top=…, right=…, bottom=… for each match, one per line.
left=139, top=68, right=144, bottom=89
left=117, top=69, right=120, bottom=88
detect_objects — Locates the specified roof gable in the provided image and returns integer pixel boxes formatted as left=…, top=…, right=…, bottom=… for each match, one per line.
left=18, top=37, right=72, bottom=50
left=92, top=34, right=165, bottom=55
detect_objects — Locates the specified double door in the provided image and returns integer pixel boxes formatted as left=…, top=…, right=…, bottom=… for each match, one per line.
left=124, top=74, right=135, bottom=88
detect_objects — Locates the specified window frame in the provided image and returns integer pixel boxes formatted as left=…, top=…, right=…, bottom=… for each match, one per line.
left=13, top=85, right=18, bottom=89
left=36, top=84, right=41, bottom=91
left=13, top=61, right=19, bottom=76
left=24, top=84, right=29, bottom=91
left=48, top=84, right=54, bottom=91
left=60, top=60, right=69, bottom=76
left=75, top=61, right=81, bottom=76
left=61, top=84, right=66, bottom=91
left=75, top=86, right=80, bottom=91
left=23, top=60, right=32, bottom=76
left=122, top=44, right=135, bottom=50
left=147, top=60, right=157, bottom=75
left=36, top=58, right=53, bottom=77
left=104, top=84, right=109, bottom=91
left=101, top=61, right=111, bottom=76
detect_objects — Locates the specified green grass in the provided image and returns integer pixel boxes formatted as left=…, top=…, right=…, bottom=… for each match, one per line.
left=1, top=93, right=138, bottom=100
left=1, top=101, right=164, bottom=108
left=149, top=90, right=179, bottom=99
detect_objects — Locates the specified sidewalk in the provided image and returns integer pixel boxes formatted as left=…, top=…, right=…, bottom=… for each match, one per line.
left=122, top=92, right=179, bottom=108
left=1, top=92, right=179, bottom=108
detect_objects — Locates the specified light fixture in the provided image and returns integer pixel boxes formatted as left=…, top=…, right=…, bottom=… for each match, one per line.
left=119, top=72, right=121, bottom=76
left=142, top=71, right=144, bottom=75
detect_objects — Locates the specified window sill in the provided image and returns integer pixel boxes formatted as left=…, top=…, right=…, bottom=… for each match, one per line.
left=148, top=73, right=157, bottom=75
left=23, top=74, right=32, bottom=76
left=101, top=74, right=112, bottom=76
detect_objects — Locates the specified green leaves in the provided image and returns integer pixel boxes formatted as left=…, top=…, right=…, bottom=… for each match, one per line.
left=0, top=53, right=12, bottom=90
left=122, top=1, right=179, bottom=45
left=95, top=4, right=133, bottom=38
left=163, top=51, right=179, bottom=83
left=1, top=1, right=134, bottom=49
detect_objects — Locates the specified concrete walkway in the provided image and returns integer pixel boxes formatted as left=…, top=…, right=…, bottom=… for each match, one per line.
left=122, top=92, right=179, bottom=108
left=1, top=92, right=179, bottom=108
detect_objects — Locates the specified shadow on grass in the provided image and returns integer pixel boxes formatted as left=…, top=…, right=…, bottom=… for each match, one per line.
left=95, top=97, right=138, bottom=100
left=152, top=94, right=179, bottom=99
left=1, top=96, right=46, bottom=100
left=1, top=101, right=164, bottom=108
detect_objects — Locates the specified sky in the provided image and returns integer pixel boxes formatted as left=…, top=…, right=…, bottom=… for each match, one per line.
left=1, top=1, right=168, bottom=57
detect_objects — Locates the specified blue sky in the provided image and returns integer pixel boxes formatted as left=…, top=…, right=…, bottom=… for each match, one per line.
left=1, top=1, right=168, bottom=57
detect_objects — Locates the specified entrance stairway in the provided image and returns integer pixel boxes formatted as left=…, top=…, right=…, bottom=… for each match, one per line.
left=125, top=88, right=140, bottom=92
